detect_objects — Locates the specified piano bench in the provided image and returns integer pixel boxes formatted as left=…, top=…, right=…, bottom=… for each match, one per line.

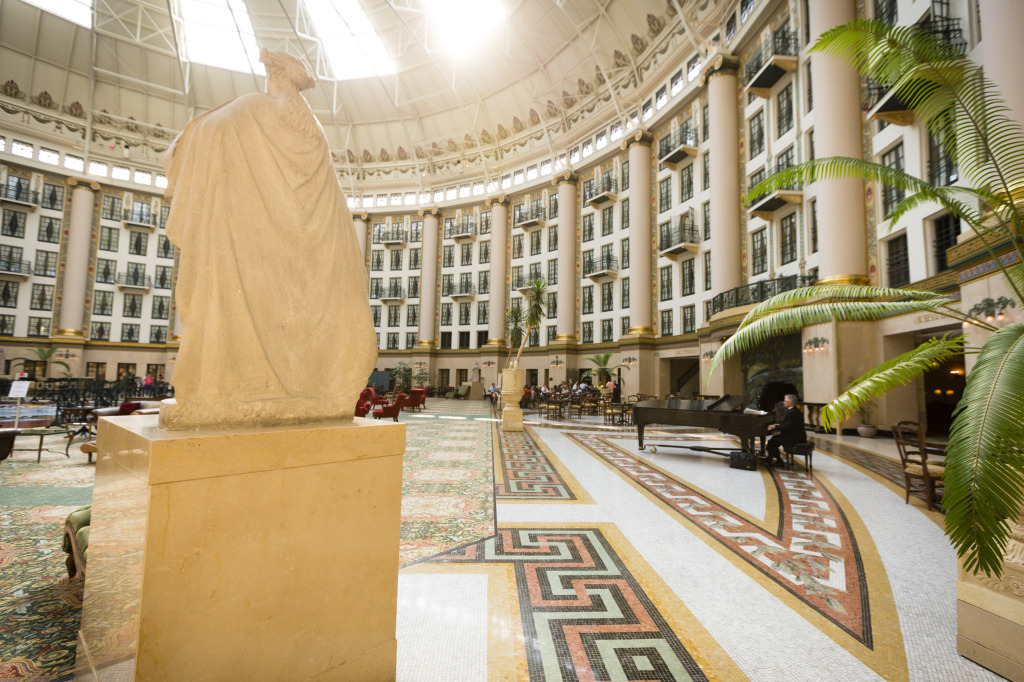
left=783, top=442, right=814, bottom=474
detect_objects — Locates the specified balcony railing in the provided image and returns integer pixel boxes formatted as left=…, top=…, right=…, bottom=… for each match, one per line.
left=583, top=256, right=619, bottom=279
left=0, top=259, right=32, bottom=277
left=122, top=208, right=157, bottom=228
left=381, top=228, right=408, bottom=246
left=514, top=206, right=546, bottom=229
left=1, top=185, right=39, bottom=207
left=513, top=275, right=545, bottom=291
left=447, top=219, right=476, bottom=241
left=584, top=175, right=618, bottom=206
left=710, top=274, right=816, bottom=316
left=449, top=283, right=476, bottom=299
left=117, top=272, right=153, bottom=289
left=657, top=126, right=699, bottom=167
left=380, top=286, right=406, bottom=302
left=748, top=163, right=802, bottom=215
left=659, top=219, right=701, bottom=255
left=744, top=28, right=800, bottom=93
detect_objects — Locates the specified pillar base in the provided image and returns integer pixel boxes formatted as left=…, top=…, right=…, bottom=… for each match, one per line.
left=415, top=340, right=435, bottom=349
left=76, top=415, right=404, bottom=681
left=501, top=405, right=524, bottom=431
left=956, top=541, right=1024, bottom=681
left=817, top=274, right=870, bottom=286
left=55, top=329, right=84, bottom=337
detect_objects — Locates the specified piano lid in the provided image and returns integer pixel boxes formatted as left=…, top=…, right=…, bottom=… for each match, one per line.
left=707, top=394, right=743, bottom=412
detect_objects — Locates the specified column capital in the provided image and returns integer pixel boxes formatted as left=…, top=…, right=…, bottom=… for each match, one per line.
left=552, top=171, right=579, bottom=186
left=487, top=195, right=510, bottom=207
left=698, top=51, right=740, bottom=86
left=816, top=274, right=870, bottom=286
left=351, top=211, right=370, bottom=222
left=418, top=207, right=441, bottom=219
left=620, top=130, right=653, bottom=151
left=66, top=177, right=100, bottom=192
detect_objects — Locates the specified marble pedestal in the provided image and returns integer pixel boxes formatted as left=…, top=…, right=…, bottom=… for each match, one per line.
left=75, top=415, right=405, bottom=681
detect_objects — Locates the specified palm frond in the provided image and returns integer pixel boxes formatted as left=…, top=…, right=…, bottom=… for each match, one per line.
left=820, top=336, right=967, bottom=429
left=943, top=324, right=1024, bottom=577
left=740, top=284, right=942, bottom=329
left=709, top=299, right=956, bottom=377
left=745, top=157, right=930, bottom=204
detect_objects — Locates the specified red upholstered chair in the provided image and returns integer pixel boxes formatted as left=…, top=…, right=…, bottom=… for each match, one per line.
left=366, top=387, right=388, bottom=407
left=406, top=388, right=427, bottom=411
left=373, top=393, right=407, bottom=422
left=355, top=389, right=371, bottom=418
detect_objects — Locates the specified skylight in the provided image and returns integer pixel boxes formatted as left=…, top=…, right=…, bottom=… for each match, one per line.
left=423, top=0, right=506, bottom=55
left=302, top=0, right=396, bottom=80
left=21, top=0, right=91, bottom=28
left=181, top=0, right=264, bottom=75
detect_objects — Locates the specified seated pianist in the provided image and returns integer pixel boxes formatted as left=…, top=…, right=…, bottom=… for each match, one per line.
left=765, top=394, right=807, bottom=467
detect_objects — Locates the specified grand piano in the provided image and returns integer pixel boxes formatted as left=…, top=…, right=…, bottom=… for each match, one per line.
left=633, top=395, right=776, bottom=457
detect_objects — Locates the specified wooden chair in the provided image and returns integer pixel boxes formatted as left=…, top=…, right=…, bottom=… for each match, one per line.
left=892, top=421, right=945, bottom=509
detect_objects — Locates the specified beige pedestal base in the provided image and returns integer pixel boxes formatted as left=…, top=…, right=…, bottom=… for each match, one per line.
left=75, top=415, right=405, bottom=681
left=957, top=572, right=1024, bottom=681
left=502, top=405, right=524, bottom=431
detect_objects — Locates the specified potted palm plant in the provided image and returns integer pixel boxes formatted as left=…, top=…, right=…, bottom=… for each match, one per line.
left=500, top=279, right=547, bottom=430
left=708, top=19, right=1024, bottom=583
left=11, top=347, right=72, bottom=379
left=580, top=352, right=629, bottom=394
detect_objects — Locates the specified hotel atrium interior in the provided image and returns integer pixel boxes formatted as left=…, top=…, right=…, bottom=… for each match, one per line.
left=0, top=0, right=1022, bottom=680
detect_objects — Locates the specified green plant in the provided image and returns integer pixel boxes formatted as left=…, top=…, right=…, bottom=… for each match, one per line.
left=509, top=279, right=547, bottom=369
left=503, top=306, right=525, bottom=365
left=11, top=347, right=71, bottom=378
left=389, top=361, right=412, bottom=392
left=580, top=352, right=629, bottom=385
left=413, top=365, right=429, bottom=388
left=709, top=19, right=1024, bottom=577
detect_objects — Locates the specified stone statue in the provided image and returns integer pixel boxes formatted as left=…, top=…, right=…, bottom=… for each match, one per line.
left=159, top=49, right=377, bottom=430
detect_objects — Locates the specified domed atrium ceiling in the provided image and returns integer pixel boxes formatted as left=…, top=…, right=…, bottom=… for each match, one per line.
left=0, top=0, right=733, bottom=191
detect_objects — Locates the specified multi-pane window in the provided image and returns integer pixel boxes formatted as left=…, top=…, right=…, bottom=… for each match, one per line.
left=881, top=143, right=905, bottom=218
left=601, top=319, right=614, bottom=342
left=25, top=317, right=49, bottom=338
left=478, top=271, right=489, bottom=294
left=530, top=230, right=542, bottom=256
left=659, top=265, right=673, bottom=301
left=409, top=248, right=421, bottom=269
left=371, top=223, right=386, bottom=244
left=704, top=251, right=712, bottom=290
left=547, top=292, right=557, bottom=319
left=41, top=183, right=64, bottom=210
left=129, top=231, right=148, bottom=256
left=621, top=317, right=631, bottom=335
left=154, top=265, right=173, bottom=289
left=386, top=332, right=399, bottom=350
left=702, top=202, right=711, bottom=241
left=37, top=216, right=60, bottom=243
left=0, top=245, right=22, bottom=273
left=582, top=286, right=594, bottom=314
left=407, top=304, right=419, bottom=326
left=660, top=309, right=673, bottom=336
left=602, top=281, right=614, bottom=312
left=658, top=177, right=672, bottom=213
left=582, top=214, right=594, bottom=242
left=752, top=229, right=768, bottom=275
left=679, top=165, right=694, bottom=202
left=410, top=221, right=422, bottom=242
left=702, top=103, right=710, bottom=141
left=152, top=296, right=170, bottom=319
left=582, top=321, right=594, bottom=343
left=582, top=250, right=594, bottom=275
left=391, top=250, right=404, bottom=270
left=620, top=238, right=629, bottom=270
left=371, top=306, right=381, bottom=327
left=887, top=234, right=910, bottom=286
left=86, top=361, right=106, bottom=379
left=513, top=234, right=524, bottom=258
left=35, top=251, right=58, bottom=277
left=150, top=326, right=168, bottom=344
left=388, top=306, right=401, bottom=327
left=477, top=301, right=488, bottom=325
left=101, top=195, right=122, bottom=221
left=780, top=214, right=797, bottom=265
left=441, top=303, right=453, bottom=325
left=621, top=278, right=630, bottom=309
left=99, top=226, right=118, bottom=251
left=621, top=160, right=630, bottom=190
left=683, top=305, right=696, bottom=333
left=511, top=265, right=523, bottom=289
left=408, top=276, right=420, bottom=298
left=777, top=83, right=794, bottom=135
left=602, top=206, right=614, bottom=236
left=123, top=293, right=143, bottom=318
left=370, top=278, right=383, bottom=299
left=479, top=241, right=490, bottom=264
left=548, top=226, right=558, bottom=252
left=479, top=212, right=492, bottom=234
left=157, top=235, right=174, bottom=258
left=371, top=250, right=384, bottom=271
left=459, top=302, right=471, bottom=325
left=934, top=214, right=961, bottom=271
left=681, top=259, right=695, bottom=296
left=160, top=204, right=170, bottom=228
left=539, top=258, right=554, bottom=285
left=127, top=263, right=146, bottom=286
left=441, top=274, right=454, bottom=296
left=442, top=245, right=454, bottom=267
left=90, top=321, right=111, bottom=341
left=547, top=326, right=557, bottom=343
left=809, top=200, right=818, bottom=253
left=527, top=327, right=539, bottom=348
left=461, top=243, right=473, bottom=266
left=749, top=112, right=765, bottom=158
left=702, top=153, right=710, bottom=190
left=120, top=323, right=140, bottom=342
left=30, top=284, right=53, bottom=310
left=93, top=291, right=113, bottom=315
left=528, top=263, right=542, bottom=282
left=405, top=332, right=417, bottom=349
left=621, top=199, right=629, bottom=230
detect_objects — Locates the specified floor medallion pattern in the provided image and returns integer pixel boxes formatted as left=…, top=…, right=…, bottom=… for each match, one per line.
left=495, top=426, right=581, bottom=502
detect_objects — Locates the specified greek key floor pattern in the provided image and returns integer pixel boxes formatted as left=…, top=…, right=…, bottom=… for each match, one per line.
left=495, top=426, right=582, bottom=502
left=429, top=527, right=710, bottom=682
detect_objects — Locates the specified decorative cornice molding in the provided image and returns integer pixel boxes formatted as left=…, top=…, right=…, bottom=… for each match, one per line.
left=418, top=207, right=441, bottom=219
left=66, top=177, right=100, bottom=192
left=698, top=51, right=740, bottom=87
left=552, top=171, right=579, bottom=186
left=487, top=195, right=510, bottom=207
left=619, top=130, right=653, bottom=151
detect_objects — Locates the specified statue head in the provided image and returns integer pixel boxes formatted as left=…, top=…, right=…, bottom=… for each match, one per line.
left=260, top=48, right=316, bottom=94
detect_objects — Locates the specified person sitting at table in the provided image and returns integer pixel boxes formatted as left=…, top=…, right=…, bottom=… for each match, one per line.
left=765, top=394, right=807, bottom=467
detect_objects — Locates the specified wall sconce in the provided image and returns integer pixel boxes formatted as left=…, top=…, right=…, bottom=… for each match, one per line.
left=803, top=337, right=830, bottom=352
left=701, top=350, right=716, bottom=361
left=414, top=361, right=428, bottom=369
left=622, top=356, right=638, bottom=366
left=550, top=356, right=565, bottom=367
left=55, top=349, right=79, bottom=362
left=482, top=360, right=496, bottom=368
left=967, top=296, right=1016, bottom=324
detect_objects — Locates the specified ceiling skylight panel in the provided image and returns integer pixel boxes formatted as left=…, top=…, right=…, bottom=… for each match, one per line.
left=21, top=0, right=92, bottom=28
left=181, top=0, right=265, bottom=75
left=423, top=0, right=506, bottom=55
left=302, top=0, right=396, bottom=80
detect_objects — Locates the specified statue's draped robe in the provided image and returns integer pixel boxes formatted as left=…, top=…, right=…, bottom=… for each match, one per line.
left=162, top=90, right=376, bottom=429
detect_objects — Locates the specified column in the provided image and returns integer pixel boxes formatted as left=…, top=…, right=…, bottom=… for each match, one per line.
left=352, top=212, right=370, bottom=263
left=55, top=178, right=98, bottom=337
left=622, top=133, right=653, bottom=334
left=700, top=53, right=743, bottom=295
left=809, top=0, right=868, bottom=284
left=486, top=196, right=510, bottom=345
left=981, top=0, right=1024, bottom=127
left=416, top=208, right=440, bottom=348
left=555, top=173, right=578, bottom=340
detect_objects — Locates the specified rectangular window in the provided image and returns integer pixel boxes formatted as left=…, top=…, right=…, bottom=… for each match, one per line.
left=703, top=201, right=711, bottom=240
left=780, top=213, right=797, bottom=265
left=476, top=270, right=488, bottom=294
left=101, top=195, right=122, bottom=221
left=681, top=259, right=695, bottom=296
left=371, top=250, right=384, bottom=271
left=582, top=321, right=594, bottom=343
left=409, top=248, right=421, bottom=270
left=658, top=177, right=672, bottom=213
left=37, top=216, right=61, bottom=243
left=388, top=332, right=401, bottom=350
left=547, top=326, right=557, bottom=343
left=546, top=226, right=557, bottom=253
left=547, top=292, right=557, bottom=320
left=157, top=234, right=174, bottom=258
left=881, top=143, right=906, bottom=218
left=442, top=245, right=454, bottom=267
left=30, top=284, right=53, bottom=311
left=660, top=309, right=673, bottom=336
left=582, top=214, right=594, bottom=242
left=582, top=286, right=594, bottom=314
left=406, top=332, right=417, bottom=349
left=549, top=194, right=558, bottom=219
left=752, top=229, right=768, bottom=275
left=441, top=274, right=453, bottom=296
left=407, top=276, right=420, bottom=298
left=479, top=241, right=490, bottom=264
left=0, top=245, right=23, bottom=274
left=477, top=301, right=488, bottom=325
left=391, top=249, right=404, bottom=270
left=749, top=112, right=765, bottom=158
left=93, top=290, right=113, bottom=315
left=371, top=306, right=381, bottom=327
left=530, top=229, right=542, bottom=255
left=120, top=323, right=140, bottom=343
left=601, top=319, right=613, bottom=342
left=41, top=183, right=65, bottom=210
left=602, top=281, right=614, bottom=312
left=809, top=200, right=818, bottom=253
left=887, top=234, right=910, bottom=286
left=679, top=164, right=694, bottom=202
left=620, top=238, right=629, bottom=269
left=410, top=221, right=422, bottom=242
left=461, top=243, right=473, bottom=266
left=704, top=251, right=712, bottom=290
left=659, top=265, right=673, bottom=301
left=621, top=317, right=630, bottom=335
left=370, top=278, right=383, bottom=299
left=459, top=302, right=471, bottom=325
left=35, top=250, right=58, bottom=278
left=683, top=305, right=696, bottom=333
left=702, top=153, right=710, bottom=190
left=441, top=303, right=453, bottom=326
left=150, top=326, right=168, bottom=344
left=601, top=206, right=614, bottom=236
left=621, top=160, right=630, bottom=190
left=128, top=231, right=148, bottom=256
left=2, top=209, right=26, bottom=238
left=582, top=250, right=594, bottom=276
left=154, top=265, right=173, bottom=289
left=621, top=278, right=630, bottom=309
left=407, top=304, right=419, bottom=326
left=152, top=296, right=170, bottom=319
left=90, top=321, right=110, bottom=341
left=388, top=306, right=401, bottom=327
left=934, top=214, right=961, bottom=272
left=86, top=362, right=106, bottom=379
left=123, top=293, right=143, bottom=318
left=777, top=83, right=794, bottom=135
left=513, top=234, right=524, bottom=259
left=702, top=103, right=710, bottom=141
left=159, top=204, right=171, bottom=228
left=479, top=212, right=491, bottom=234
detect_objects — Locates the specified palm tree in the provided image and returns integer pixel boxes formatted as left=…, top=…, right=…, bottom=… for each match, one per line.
left=709, top=19, right=1024, bottom=577
left=11, top=347, right=72, bottom=379
left=503, top=306, right=525, bottom=365
left=509, top=278, right=547, bottom=369
left=580, top=352, right=629, bottom=385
